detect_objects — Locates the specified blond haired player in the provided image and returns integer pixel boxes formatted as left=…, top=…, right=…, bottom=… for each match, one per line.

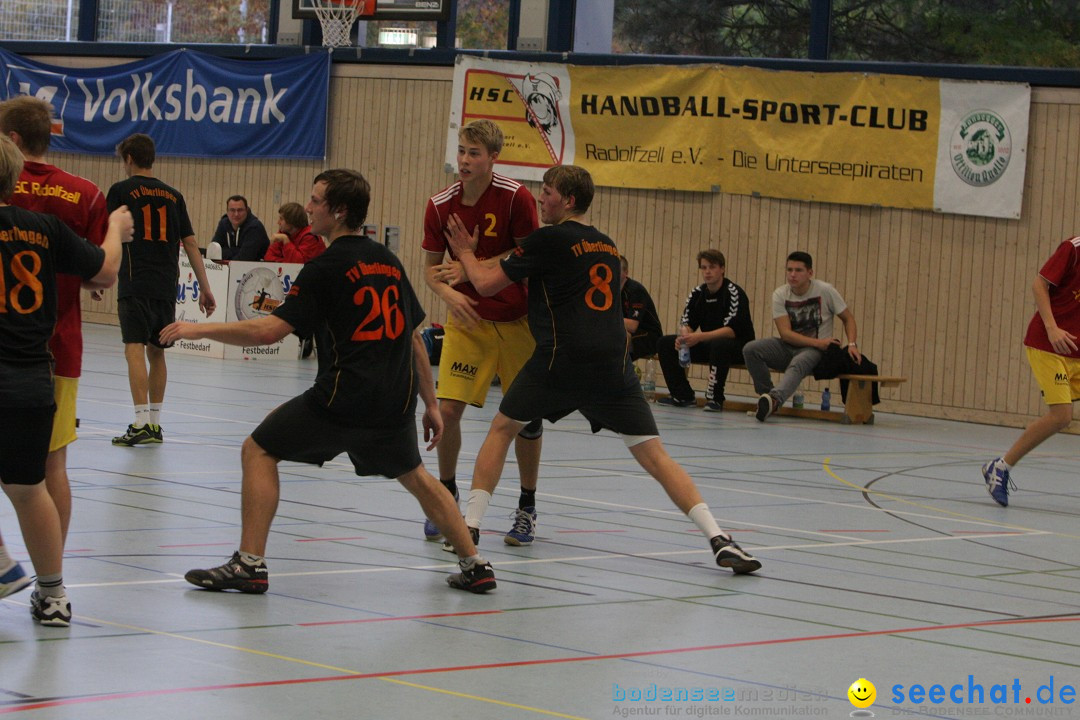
left=421, top=119, right=543, bottom=548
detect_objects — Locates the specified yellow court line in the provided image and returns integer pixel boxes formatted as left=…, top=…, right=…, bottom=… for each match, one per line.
left=75, top=615, right=585, bottom=718
left=379, top=677, right=590, bottom=720
left=823, top=457, right=1080, bottom=541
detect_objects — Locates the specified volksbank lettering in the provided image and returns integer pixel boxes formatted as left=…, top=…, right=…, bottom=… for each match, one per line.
left=579, top=94, right=928, bottom=130
left=77, top=70, right=287, bottom=124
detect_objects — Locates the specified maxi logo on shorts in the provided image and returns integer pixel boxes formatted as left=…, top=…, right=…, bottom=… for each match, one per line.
left=449, top=361, right=478, bottom=381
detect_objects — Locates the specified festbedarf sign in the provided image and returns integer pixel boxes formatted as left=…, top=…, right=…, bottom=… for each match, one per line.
left=0, top=48, right=330, bottom=160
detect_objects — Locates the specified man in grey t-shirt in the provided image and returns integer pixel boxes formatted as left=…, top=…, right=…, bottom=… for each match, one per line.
left=742, top=251, right=861, bottom=421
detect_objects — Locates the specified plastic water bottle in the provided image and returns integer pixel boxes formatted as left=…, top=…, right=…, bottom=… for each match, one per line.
left=821, top=387, right=831, bottom=411
left=643, top=358, right=657, bottom=402
left=678, top=326, right=691, bottom=368
left=793, top=391, right=804, bottom=409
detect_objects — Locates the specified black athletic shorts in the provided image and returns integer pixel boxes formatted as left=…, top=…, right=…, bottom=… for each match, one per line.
left=118, top=297, right=176, bottom=348
left=251, top=394, right=422, bottom=479
left=500, top=362, right=659, bottom=437
left=0, top=405, right=55, bottom=485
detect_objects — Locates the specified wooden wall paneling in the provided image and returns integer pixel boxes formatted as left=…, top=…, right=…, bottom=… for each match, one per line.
left=45, top=56, right=1080, bottom=430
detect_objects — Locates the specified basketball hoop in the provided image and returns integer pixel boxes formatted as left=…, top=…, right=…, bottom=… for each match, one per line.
left=312, top=0, right=374, bottom=48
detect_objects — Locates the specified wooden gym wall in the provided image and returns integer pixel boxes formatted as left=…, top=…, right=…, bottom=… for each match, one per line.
left=33, top=58, right=1080, bottom=430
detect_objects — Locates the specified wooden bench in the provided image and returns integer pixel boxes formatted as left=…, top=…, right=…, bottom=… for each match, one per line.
left=655, top=364, right=907, bottom=425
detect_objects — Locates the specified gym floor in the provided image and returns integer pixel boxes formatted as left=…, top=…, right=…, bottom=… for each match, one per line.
left=1, top=323, right=1078, bottom=720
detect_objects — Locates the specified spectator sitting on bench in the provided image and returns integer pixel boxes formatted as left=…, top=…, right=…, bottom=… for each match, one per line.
left=657, top=249, right=755, bottom=412
left=743, top=251, right=860, bottom=422
left=620, top=255, right=663, bottom=360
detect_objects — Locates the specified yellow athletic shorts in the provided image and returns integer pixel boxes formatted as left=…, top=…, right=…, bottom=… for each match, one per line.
left=1026, top=346, right=1080, bottom=405
left=437, top=316, right=535, bottom=407
left=49, top=376, right=79, bottom=452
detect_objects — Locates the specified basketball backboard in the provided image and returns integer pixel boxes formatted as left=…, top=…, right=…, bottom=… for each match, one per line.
left=292, top=0, right=450, bottom=21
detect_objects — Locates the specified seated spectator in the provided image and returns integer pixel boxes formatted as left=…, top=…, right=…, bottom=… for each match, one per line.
left=264, top=202, right=326, bottom=263
left=211, top=195, right=269, bottom=261
left=620, top=255, right=663, bottom=360
left=658, top=249, right=755, bottom=412
left=742, top=251, right=860, bottom=422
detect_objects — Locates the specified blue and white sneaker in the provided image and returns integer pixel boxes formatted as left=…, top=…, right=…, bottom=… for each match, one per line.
left=982, top=457, right=1015, bottom=507
left=0, top=563, right=33, bottom=599
left=424, top=486, right=460, bottom=541
left=504, top=507, right=537, bottom=546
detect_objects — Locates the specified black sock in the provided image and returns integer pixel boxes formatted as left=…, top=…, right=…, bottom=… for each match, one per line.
left=519, top=488, right=536, bottom=509
left=441, top=476, right=458, bottom=497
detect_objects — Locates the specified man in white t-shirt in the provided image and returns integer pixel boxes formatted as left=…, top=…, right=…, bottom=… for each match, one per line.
left=742, top=251, right=861, bottom=421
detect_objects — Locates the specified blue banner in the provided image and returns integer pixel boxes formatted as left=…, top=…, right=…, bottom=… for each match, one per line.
left=0, top=49, right=330, bottom=159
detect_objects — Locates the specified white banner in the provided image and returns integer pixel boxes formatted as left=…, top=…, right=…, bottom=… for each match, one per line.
left=171, top=255, right=229, bottom=359
left=223, top=261, right=302, bottom=361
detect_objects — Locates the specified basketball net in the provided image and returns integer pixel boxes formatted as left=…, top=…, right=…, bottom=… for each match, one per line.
left=312, top=0, right=371, bottom=48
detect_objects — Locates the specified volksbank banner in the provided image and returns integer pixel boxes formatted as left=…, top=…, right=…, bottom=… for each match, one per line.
left=0, top=49, right=330, bottom=159
left=447, top=56, right=1030, bottom=219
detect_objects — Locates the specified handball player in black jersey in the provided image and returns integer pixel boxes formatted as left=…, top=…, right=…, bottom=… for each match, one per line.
left=0, top=134, right=132, bottom=625
left=446, top=165, right=761, bottom=575
left=160, top=169, right=496, bottom=594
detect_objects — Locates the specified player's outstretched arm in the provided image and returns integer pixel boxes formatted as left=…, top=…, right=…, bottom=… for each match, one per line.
left=85, top=206, right=134, bottom=290
left=160, top=315, right=293, bottom=347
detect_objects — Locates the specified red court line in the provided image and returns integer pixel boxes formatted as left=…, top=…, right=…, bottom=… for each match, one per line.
left=298, top=610, right=502, bottom=627
left=158, top=543, right=235, bottom=548
left=3, top=615, right=1077, bottom=714
left=294, top=537, right=366, bottom=543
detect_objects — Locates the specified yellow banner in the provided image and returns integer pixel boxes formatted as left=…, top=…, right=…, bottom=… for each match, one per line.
left=448, top=58, right=1029, bottom=219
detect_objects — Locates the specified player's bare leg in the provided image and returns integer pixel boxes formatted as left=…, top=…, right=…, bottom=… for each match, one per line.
left=44, top=448, right=71, bottom=542
left=464, top=413, right=525, bottom=532
left=629, top=437, right=761, bottom=574
left=238, top=437, right=281, bottom=558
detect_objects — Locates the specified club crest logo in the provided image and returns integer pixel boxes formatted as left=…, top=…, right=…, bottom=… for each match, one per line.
left=950, top=109, right=1012, bottom=187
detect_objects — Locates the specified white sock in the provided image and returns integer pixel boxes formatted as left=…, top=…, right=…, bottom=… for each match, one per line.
left=149, top=403, right=162, bottom=426
left=459, top=553, right=485, bottom=568
left=238, top=551, right=264, bottom=566
left=997, top=457, right=1012, bottom=470
left=464, top=490, right=492, bottom=529
left=0, top=544, right=12, bottom=572
left=134, top=405, right=150, bottom=427
left=687, top=502, right=725, bottom=540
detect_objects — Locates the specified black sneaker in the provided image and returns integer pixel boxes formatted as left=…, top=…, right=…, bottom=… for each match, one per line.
left=755, top=394, right=779, bottom=422
left=30, top=590, right=72, bottom=627
left=112, top=423, right=159, bottom=446
left=703, top=400, right=723, bottom=412
left=710, top=535, right=762, bottom=575
left=185, top=552, right=268, bottom=593
left=447, top=560, right=497, bottom=593
left=149, top=424, right=164, bottom=443
left=657, top=396, right=695, bottom=407
left=442, top=525, right=480, bottom=554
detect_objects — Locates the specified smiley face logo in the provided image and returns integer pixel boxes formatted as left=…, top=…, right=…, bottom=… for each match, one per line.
left=848, top=678, right=876, bottom=709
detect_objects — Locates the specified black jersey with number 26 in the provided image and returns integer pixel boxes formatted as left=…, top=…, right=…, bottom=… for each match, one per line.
left=500, top=221, right=627, bottom=389
left=272, top=235, right=426, bottom=424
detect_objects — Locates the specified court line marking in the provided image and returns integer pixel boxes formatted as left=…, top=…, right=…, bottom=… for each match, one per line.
left=2, top=614, right=1076, bottom=716
left=53, top=529, right=1043, bottom=590
left=822, top=458, right=1080, bottom=540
